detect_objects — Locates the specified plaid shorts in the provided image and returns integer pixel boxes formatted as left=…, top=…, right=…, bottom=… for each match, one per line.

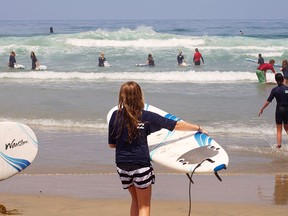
left=117, top=166, right=155, bottom=189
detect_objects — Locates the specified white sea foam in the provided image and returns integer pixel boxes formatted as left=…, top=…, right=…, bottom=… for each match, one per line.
left=0, top=71, right=266, bottom=83
left=66, top=38, right=205, bottom=48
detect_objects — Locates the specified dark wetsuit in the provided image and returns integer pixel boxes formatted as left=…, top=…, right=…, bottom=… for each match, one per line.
left=267, top=84, right=288, bottom=124
left=258, top=57, right=264, bottom=65
left=31, top=56, right=38, bottom=69
left=98, top=57, right=106, bottom=67
left=282, top=67, right=288, bottom=79
left=148, top=58, right=155, bottom=66
left=177, top=54, right=184, bottom=65
left=9, top=55, right=16, bottom=68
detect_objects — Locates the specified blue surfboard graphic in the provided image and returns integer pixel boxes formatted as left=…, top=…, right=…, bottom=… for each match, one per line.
left=0, top=152, right=30, bottom=172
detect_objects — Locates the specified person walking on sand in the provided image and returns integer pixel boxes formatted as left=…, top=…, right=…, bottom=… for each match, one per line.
left=259, top=73, right=288, bottom=149
left=108, top=81, right=208, bottom=216
left=193, top=48, right=204, bottom=65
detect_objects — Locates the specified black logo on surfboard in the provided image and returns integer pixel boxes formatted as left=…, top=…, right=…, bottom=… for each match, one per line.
left=5, top=139, right=28, bottom=150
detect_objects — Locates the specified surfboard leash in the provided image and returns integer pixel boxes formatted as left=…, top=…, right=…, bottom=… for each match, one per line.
left=185, top=158, right=225, bottom=216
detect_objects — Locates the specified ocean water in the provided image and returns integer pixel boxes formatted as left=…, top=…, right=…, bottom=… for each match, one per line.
left=0, top=19, right=288, bottom=176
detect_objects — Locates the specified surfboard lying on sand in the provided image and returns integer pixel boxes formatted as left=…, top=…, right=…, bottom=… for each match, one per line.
left=107, top=104, right=229, bottom=177
left=246, top=58, right=281, bottom=67
left=13, top=64, right=25, bottom=69
left=0, top=122, right=38, bottom=181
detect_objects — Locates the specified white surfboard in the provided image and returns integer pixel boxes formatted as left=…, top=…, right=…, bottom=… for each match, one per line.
left=107, top=104, right=229, bottom=175
left=0, top=122, right=38, bottom=181
left=135, top=63, right=148, bottom=67
left=178, top=62, right=191, bottom=67
left=14, top=64, right=25, bottom=69
left=246, top=58, right=281, bottom=67
left=35, top=65, right=47, bottom=71
left=104, top=61, right=112, bottom=67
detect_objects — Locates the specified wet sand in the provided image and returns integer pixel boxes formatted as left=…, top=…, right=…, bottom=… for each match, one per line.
left=0, top=173, right=287, bottom=215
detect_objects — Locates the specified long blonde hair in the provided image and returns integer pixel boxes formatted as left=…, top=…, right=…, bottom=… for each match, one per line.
left=116, top=81, right=144, bottom=143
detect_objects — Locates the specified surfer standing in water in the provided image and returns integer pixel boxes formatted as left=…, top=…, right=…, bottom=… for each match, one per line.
left=259, top=73, right=288, bottom=149
left=258, top=53, right=264, bottom=66
left=256, top=59, right=276, bottom=83
left=280, top=59, right=288, bottom=85
left=8, top=51, right=16, bottom=68
left=193, top=48, right=204, bottom=65
left=30, top=52, right=40, bottom=70
left=146, top=54, right=155, bottom=66
left=177, top=50, right=185, bottom=66
left=98, top=52, right=106, bottom=67
left=108, top=81, right=207, bottom=216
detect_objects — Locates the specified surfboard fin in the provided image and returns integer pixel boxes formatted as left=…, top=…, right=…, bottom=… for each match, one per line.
left=213, top=164, right=227, bottom=182
left=214, top=171, right=222, bottom=182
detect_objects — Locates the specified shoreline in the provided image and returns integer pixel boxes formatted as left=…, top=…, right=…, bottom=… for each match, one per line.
left=0, top=173, right=288, bottom=216
left=1, top=173, right=288, bottom=202
left=0, top=173, right=287, bottom=215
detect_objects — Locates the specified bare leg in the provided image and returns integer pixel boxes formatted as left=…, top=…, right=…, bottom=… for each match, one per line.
left=128, top=186, right=139, bottom=216
left=276, top=124, right=283, bottom=148
left=136, top=185, right=152, bottom=216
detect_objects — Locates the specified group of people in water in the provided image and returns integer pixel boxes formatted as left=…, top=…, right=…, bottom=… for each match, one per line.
left=177, top=48, right=204, bottom=66
left=98, top=48, right=204, bottom=67
left=8, top=51, right=40, bottom=69
left=9, top=47, right=204, bottom=69
left=98, top=52, right=156, bottom=67
left=257, top=53, right=288, bottom=149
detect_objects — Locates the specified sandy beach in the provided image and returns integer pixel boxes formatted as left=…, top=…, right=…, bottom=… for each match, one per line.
left=1, top=173, right=287, bottom=216
left=1, top=19, right=288, bottom=216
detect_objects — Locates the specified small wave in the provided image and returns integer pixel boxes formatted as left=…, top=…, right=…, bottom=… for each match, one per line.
left=0, top=117, right=107, bottom=132
left=0, top=71, right=265, bottom=83
left=66, top=38, right=205, bottom=48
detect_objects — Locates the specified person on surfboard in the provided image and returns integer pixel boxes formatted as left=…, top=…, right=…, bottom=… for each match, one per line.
left=259, top=73, right=288, bottom=149
left=108, top=81, right=208, bottom=216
